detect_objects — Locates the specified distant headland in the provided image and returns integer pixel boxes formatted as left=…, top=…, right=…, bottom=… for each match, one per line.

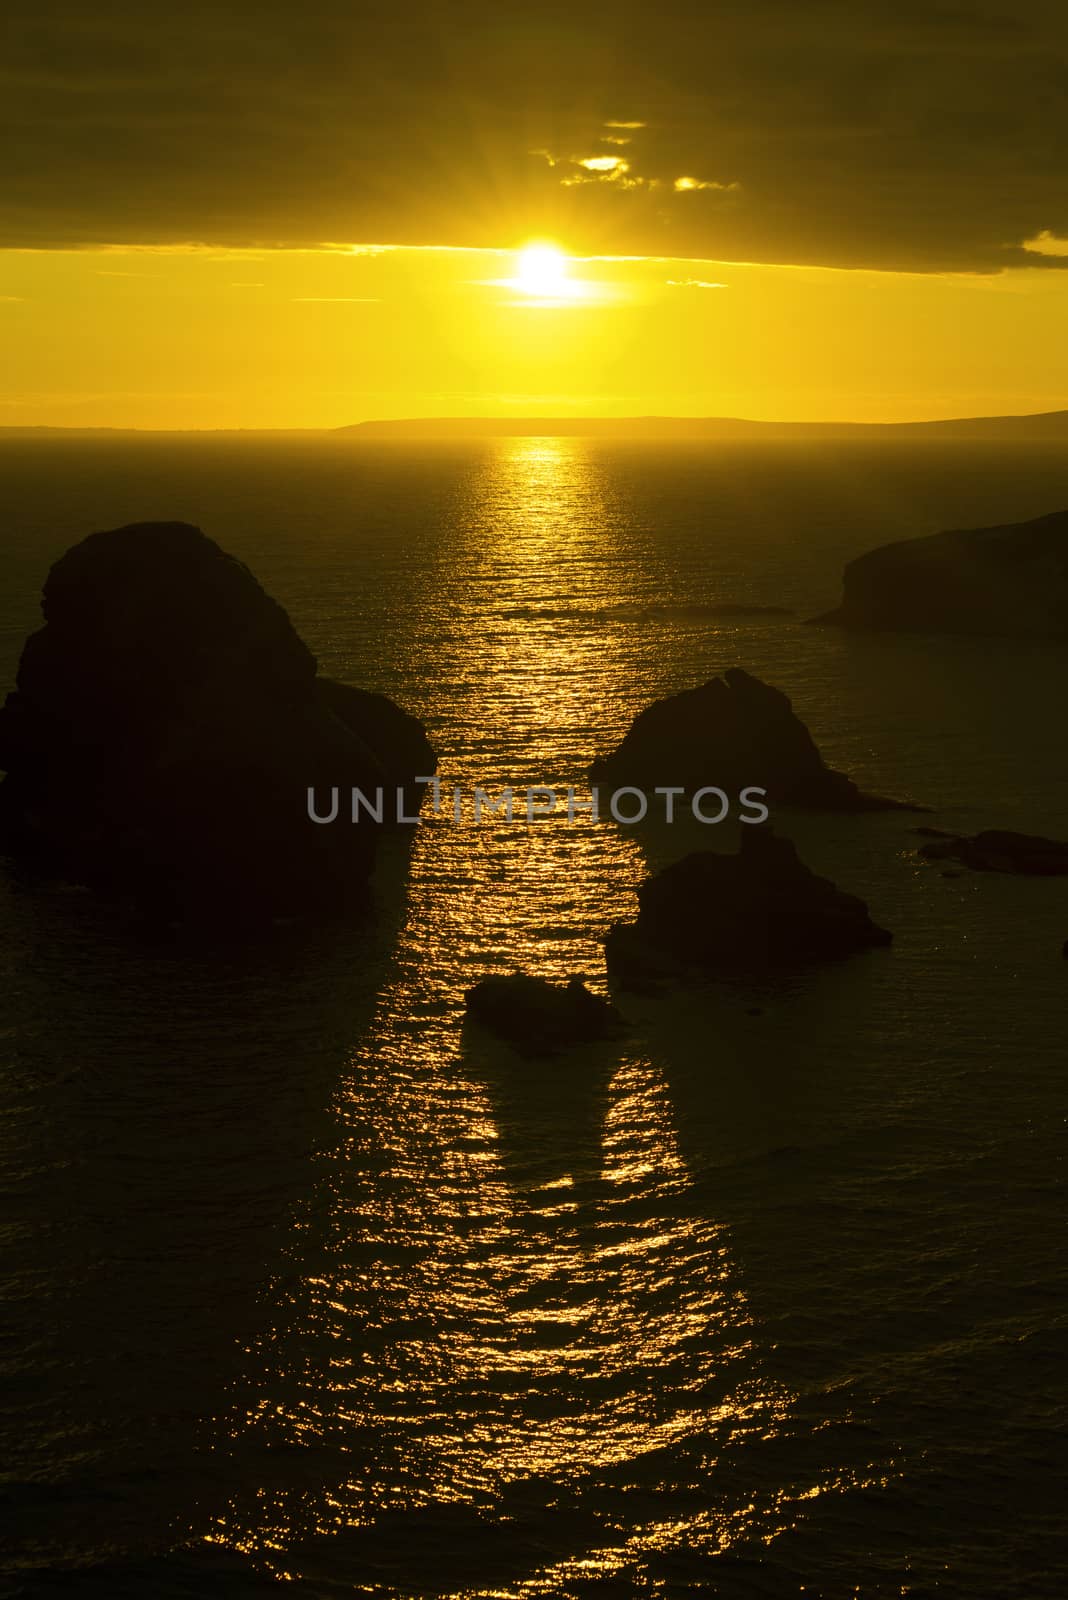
left=3, top=409, right=1068, bottom=439
left=338, top=411, right=1068, bottom=441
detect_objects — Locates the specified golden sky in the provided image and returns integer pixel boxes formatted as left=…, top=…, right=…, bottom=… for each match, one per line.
left=3, top=242, right=1068, bottom=428
left=4, top=2, right=1068, bottom=427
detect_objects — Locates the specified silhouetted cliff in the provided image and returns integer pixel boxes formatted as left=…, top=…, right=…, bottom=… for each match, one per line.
left=813, top=507, right=1068, bottom=636
left=0, top=522, right=435, bottom=922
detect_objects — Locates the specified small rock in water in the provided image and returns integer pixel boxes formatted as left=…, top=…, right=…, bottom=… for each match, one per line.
left=464, top=973, right=626, bottom=1057
left=917, top=828, right=1068, bottom=875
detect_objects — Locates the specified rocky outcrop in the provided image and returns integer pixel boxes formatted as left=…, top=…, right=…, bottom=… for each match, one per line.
left=605, top=826, right=891, bottom=984
left=464, top=974, right=626, bottom=1056
left=315, top=678, right=432, bottom=817
left=915, top=826, right=1068, bottom=875
left=812, top=507, right=1068, bottom=636
left=589, top=668, right=911, bottom=810
left=0, top=522, right=435, bottom=921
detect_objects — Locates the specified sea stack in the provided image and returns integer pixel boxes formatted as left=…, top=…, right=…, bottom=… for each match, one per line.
left=0, top=522, right=435, bottom=922
left=464, top=974, right=626, bottom=1057
left=812, top=506, right=1068, bottom=636
left=590, top=668, right=910, bottom=811
left=605, top=826, right=892, bottom=985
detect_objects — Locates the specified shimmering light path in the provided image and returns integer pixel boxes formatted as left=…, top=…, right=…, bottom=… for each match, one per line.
left=2, top=436, right=1065, bottom=1596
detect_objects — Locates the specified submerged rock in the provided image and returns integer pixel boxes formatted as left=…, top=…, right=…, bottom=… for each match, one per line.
left=464, top=974, right=626, bottom=1056
left=605, top=826, right=891, bottom=984
left=915, top=826, right=1068, bottom=875
left=0, top=521, right=435, bottom=921
left=589, top=667, right=911, bottom=810
left=812, top=506, right=1068, bottom=636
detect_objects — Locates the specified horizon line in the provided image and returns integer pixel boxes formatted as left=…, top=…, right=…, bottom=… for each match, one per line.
left=3, top=405, right=1068, bottom=437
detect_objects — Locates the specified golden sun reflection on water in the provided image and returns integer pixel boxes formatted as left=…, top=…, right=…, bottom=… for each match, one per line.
left=206, top=436, right=815, bottom=1590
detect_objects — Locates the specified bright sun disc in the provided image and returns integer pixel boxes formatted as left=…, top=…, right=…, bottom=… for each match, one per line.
left=515, top=244, right=569, bottom=298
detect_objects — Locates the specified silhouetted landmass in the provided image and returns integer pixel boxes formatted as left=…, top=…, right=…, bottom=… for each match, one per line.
left=915, top=826, right=1068, bottom=874
left=813, top=507, right=1068, bottom=636
left=590, top=667, right=915, bottom=810
left=605, top=827, right=892, bottom=986
left=0, top=522, right=435, bottom=923
left=338, top=410, right=1068, bottom=440
left=464, top=974, right=626, bottom=1056
left=4, top=409, right=1068, bottom=440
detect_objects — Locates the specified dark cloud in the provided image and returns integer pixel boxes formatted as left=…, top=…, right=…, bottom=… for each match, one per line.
left=2, top=0, right=1068, bottom=271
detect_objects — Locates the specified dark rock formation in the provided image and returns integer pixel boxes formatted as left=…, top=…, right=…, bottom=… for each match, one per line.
left=464, top=974, right=626, bottom=1056
left=0, top=522, right=435, bottom=921
left=915, top=826, right=1068, bottom=875
left=589, top=668, right=911, bottom=810
left=812, top=507, right=1068, bottom=636
left=605, top=826, right=891, bottom=984
left=315, top=678, right=432, bottom=816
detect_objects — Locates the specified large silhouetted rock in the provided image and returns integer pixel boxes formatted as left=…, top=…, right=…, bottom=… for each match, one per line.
left=605, top=826, right=891, bottom=984
left=589, top=668, right=909, bottom=810
left=464, top=974, right=626, bottom=1056
left=0, top=522, right=435, bottom=921
left=915, top=826, right=1068, bottom=875
left=812, top=507, right=1068, bottom=636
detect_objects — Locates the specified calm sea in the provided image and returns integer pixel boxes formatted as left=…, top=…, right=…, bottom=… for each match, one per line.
left=1, top=436, right=1066, bottom=1598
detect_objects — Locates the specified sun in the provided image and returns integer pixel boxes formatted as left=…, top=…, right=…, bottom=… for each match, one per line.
left=514, top=244, right=570, bottom=299
left=490, top=241, right=594, bottom=304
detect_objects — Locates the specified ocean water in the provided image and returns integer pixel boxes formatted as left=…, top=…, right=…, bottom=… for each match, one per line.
left=1, top=435, right=1066, bottom=1598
